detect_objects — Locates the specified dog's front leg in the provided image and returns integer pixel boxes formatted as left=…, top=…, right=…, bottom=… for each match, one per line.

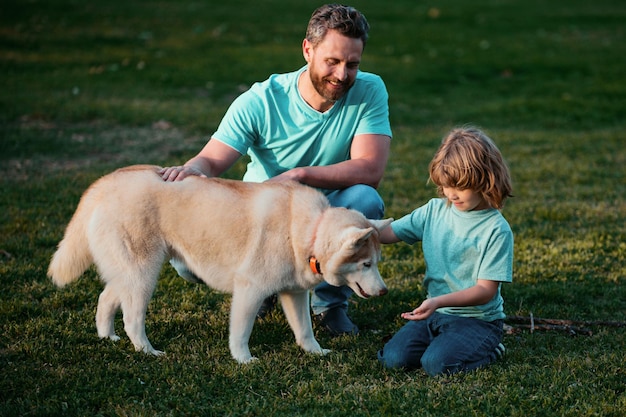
left=228, top=288, right=262, bottom=364
left=279, top=290, right=330, bottom=356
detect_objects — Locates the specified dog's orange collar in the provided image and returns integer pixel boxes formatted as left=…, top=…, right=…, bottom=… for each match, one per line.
left=308, top=210, right=325, bottom=276
left=309, top=256, right=322, bottom=275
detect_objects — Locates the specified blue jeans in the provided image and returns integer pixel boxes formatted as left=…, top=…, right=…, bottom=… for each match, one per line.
left=378, top=312, right=504, bottom=376
left=309, top=184, right=385, bottom=315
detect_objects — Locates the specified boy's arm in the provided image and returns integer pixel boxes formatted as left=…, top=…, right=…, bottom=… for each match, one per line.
left=402, top=279, right=500, bottom=321
left=378, top=224, right=401, bottom=244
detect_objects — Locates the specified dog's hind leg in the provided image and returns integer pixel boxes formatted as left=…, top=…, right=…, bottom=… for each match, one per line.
left=88, top=210, right=165, bottom=355
left=228, top=287, right=264, bottom=364
left=96, top=285, right=121, bottom=342
left=117, top=274, right=163, bottom=356
left=279, top=290, right=330, bottom=356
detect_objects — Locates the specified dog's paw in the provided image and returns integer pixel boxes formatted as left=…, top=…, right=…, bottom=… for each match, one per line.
left=305, top=346, right=332, bottom=356
left=235, top=355, right=258, bottom=364
left=98, top=333, right=120, bottom=342
left=138, top=345, right=165, bottom=356
left=306, top=348, right=331, bottom=357
left=146, top=348, right=165, bottom=356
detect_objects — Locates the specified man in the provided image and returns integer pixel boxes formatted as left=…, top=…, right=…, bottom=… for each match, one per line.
left=160, top=4, right=392, bottom=336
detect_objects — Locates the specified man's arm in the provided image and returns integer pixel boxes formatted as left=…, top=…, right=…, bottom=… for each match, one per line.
left=267, top=133, right=391, bottom=189
left=160, top=139, right=242, bottom=182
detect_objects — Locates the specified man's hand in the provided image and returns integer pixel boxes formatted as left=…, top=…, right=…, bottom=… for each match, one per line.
left=265, top=167, right=306, bottom=184
left=159, top=166, right=206, bottom=182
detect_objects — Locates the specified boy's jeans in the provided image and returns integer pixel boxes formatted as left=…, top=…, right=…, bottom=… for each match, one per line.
left=309, top=184, right=384, bottom=315
left=378, top=312, right=504, bottom=376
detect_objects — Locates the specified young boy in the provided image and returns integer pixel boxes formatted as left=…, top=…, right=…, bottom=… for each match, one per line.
left=378, top=127, right=513, bottom=376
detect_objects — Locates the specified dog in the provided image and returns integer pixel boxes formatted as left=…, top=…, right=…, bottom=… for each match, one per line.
left=48, top=165, right=391, bottom=363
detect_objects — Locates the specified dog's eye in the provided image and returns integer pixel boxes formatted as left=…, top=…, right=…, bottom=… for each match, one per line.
left=363, top=262, right=372, bottom=268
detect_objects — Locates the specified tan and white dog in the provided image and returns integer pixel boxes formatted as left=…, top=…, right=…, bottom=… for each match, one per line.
left=48, top=165, right=391, bottom=363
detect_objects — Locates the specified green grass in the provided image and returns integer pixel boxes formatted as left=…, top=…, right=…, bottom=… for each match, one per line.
left=1, top=0, right=625, bottom=415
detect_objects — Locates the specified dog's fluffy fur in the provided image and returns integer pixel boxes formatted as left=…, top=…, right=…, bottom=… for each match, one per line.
left=48, top=165, right=391, bottom=363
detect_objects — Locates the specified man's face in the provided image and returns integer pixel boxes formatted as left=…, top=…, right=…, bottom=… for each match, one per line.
left=304, top=30, right=364, bottom=103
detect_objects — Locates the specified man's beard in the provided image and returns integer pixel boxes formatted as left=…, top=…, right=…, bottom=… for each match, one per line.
left=310, top=72, right=354, bottom=102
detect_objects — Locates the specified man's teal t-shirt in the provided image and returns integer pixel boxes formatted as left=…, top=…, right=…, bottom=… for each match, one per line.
left=212, top=66, right=392, bottom=186
left=391, top=198, right=514, bottom=321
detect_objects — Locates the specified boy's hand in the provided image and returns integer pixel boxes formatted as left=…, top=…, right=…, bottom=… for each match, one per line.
left=401, top=298, right=438, bottom=321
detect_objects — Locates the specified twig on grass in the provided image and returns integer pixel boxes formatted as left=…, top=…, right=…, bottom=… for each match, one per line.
left=504, top=315, right=626, bottom=336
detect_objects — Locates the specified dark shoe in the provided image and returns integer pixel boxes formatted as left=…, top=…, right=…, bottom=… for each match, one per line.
left=494, top=343, right=506, bottom=358
left=256, top=294, right=278, bottom=320
left=488, top=342, right=506, bottom=363
left=314, top=307, right=359, bottom=337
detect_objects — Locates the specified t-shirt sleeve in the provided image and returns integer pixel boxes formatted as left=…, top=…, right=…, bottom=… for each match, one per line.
left=354, top=74, right=392, bottom=138
left=212, top=88, right=263, bottom=155
left=390, top=201, right=433, bottom=244
left=478, top=229, right=514, bottom=283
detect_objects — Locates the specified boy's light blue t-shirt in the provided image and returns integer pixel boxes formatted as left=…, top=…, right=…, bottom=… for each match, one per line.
left=391, top=198, right=514, bottom=321
left=212, top=66, right=392, bottom=185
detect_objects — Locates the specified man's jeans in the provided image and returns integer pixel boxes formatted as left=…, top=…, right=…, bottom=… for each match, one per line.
left=377, top=312, right=504, bottom=376
left=309, top=184, right=384, bottom=315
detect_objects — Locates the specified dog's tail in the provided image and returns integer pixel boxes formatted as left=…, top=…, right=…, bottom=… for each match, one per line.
left=47, top=189, right=96, bottom=288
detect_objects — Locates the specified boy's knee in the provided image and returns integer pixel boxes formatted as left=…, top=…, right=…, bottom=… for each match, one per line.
left=378, top=348, right=415, bottom=370
left=421, top=351, right=462, bottom=377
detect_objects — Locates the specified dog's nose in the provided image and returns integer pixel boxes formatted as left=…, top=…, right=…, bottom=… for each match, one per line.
left=379, top=287, right=388, bottom=296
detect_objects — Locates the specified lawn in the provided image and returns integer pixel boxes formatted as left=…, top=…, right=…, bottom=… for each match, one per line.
left=1, top=0, right=624, bottom=416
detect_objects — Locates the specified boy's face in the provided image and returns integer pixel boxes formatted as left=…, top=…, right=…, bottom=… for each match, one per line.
left=442, top=187, right=489, bottom=211
left=303, top=29, right=363, bottom=104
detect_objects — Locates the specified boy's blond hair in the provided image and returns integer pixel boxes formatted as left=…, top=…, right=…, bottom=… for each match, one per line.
left=429, top=127, right=513, bottom=209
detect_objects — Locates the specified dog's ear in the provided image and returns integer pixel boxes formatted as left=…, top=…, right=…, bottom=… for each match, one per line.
left=341, top=226, right=375, bottom=254
left=368, top=218, right=393, bottom=232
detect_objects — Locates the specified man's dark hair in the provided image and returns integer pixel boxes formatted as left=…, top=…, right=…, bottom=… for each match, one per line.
left=305, top=4, right=370, bottom=48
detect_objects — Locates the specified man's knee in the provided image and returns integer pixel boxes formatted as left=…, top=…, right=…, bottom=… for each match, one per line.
left=327, top=184, right=384, bottom=219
